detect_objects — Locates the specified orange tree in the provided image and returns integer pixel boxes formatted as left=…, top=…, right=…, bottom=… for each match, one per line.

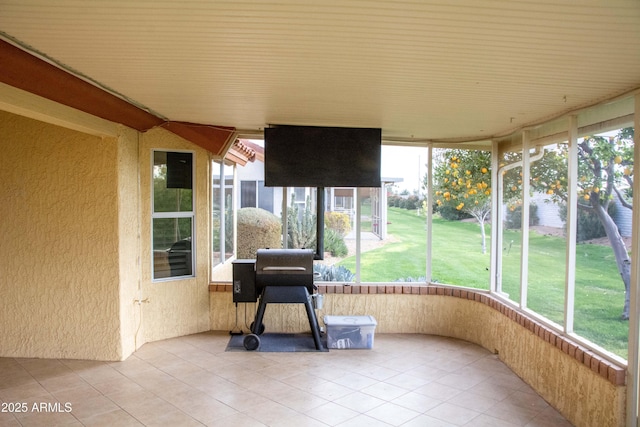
left=431, top=149, right=493, bottom=253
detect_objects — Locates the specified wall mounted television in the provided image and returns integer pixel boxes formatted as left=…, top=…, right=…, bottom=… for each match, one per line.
left=264, top=125, right=382, bottom=188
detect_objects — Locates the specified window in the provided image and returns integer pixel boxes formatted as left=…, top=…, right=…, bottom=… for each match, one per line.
left=212, top=161, right=235, bottom=268
left=240, top=181, right=256, bottom=208
left=491, top=126, right=634, bottom=360
left=152, top=151, right=194, bottom=280
left=241, top=180, right=274, bottom=212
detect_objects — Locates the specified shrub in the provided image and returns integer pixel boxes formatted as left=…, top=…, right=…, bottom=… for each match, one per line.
left=558, top=202, right=616, bottom=242
left=325, top=211, right=351, bottom=236
left=237, top=207, right=281, bottom=259
left=505, top=204, right=539, bottom=229
left=436, top=204, right=473, bottom=221
left=403, top=195, right=420, bottom=210
left=387, top=194, right=402, bottom=207
left=324, top=228, right=348, bottom=257
left=388, top=194, right=422, bottom=210
left=313, top=264, right=355, bottom=282
left=395, top=276, right=427, bottom=282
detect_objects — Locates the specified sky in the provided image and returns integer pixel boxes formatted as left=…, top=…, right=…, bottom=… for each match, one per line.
left=381, top=145, right=429, bottom=193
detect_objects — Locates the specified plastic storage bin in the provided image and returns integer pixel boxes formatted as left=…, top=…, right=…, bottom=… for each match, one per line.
left=324, top=315, right=377, bottom=349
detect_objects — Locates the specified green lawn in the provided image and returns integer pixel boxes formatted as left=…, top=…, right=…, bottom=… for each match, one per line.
left=338, top=207, right=629, bottom=359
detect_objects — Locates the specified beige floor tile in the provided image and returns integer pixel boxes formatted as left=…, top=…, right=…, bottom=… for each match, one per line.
left=77, top=408, right=144, bottom=427
left=241, top=399, right=298, bottom=425
left=215, top=389, right=271, bottom=412
left=401, top=413, right=457, bottom=426
left=365, top=401, right=422, bottom=426
left=425, top=401, right=482, bottom=425
left=207, top=411, right=266, bottom=427
left=13, top=410, right=81, bottom=427
left=0, top=332, right=572, bottom=426
left=0, top=382, right=51, bottom=402
left=269, top=388, right=329, bottom=413
left=331, top=371, right=380, bottom=391
left=65, top=395, right=119, bottom=420
left=269, top=412, right=329, bottom=427
left=445, top=389, right=500, bottom=413
left=414, top=381, right=463, bottom=401
left=464, top=413, right=521, bottom=427
left=332, top=390, right=386, bottom=413
left=335, top=414, right=394, bottom=426
left=390, top=390, right=442, bottom=413
left=360, top=381, right=409, bottom=401
left=383, top=371, right=432, bottom=391
left=305, top=401, right=360, bottom=426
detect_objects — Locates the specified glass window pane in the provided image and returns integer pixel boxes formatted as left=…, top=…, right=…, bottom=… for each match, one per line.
left=336, top=183, right=427, bottom=283
left=153, top=151, right=193, bottom=213
left=224, top=164, right=235, bottom=261
left=573, top=129, right=632, bottom=359
left=258, top=181, right=274, bottom=212
left=286, top=187, right=317, bottom=251
left=318, top=188, right=355, bottom=282
left=432, top=148, right=490, bottom=289
left=153, top=217, right=193, bottom=279
left=241, top=181, right=256, bottom=208
left=212, top=162, right=222, bottom=266
left=528, top=143, right=567, bottom=325
left=501, top=156, right=522, bottom=303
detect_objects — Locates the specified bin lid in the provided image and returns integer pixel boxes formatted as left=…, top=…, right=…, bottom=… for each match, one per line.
left=323, top=315, right=377, bottom=327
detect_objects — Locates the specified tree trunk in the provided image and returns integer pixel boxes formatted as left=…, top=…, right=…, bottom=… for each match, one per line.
left=478, top=218, right=486, bottom=254
left=592, top=202, right=631, bottom=319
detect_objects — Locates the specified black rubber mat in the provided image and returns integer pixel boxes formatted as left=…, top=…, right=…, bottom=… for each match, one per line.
left=226, top=332, right=328, bottom=352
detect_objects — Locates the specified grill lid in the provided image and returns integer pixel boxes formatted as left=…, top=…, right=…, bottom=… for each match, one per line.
left=255, top=248, right=314, bottom=287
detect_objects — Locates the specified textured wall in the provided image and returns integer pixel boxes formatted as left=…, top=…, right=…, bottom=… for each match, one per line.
left=116, top=126, right=142, bottom=359
left=210, top=291, right=625, bottom=427
left=138, top=128, right=211, bottom=343
left=0, top=110, right=122, bottom=360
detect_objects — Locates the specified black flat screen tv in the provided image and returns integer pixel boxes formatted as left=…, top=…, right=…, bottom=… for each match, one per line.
left=264, top=125, right=382, bottom=188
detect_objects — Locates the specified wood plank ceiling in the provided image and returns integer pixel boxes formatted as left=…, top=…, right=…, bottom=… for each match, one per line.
left=1, top=0, right=639, bottom=153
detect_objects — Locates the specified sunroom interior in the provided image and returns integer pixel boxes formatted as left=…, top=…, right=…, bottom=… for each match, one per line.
left=1, top=1, right=640, bottom=426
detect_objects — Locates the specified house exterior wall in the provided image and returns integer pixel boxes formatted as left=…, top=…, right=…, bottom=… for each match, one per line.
left=138, top=127, right=211, bottom=343
left=236, top=160, right=284, bottom=215
left=613, top=192, right=632, bottom=237
left=531, top=192, right=564, bottom=229
left=0, top=110, right=124, bottom=360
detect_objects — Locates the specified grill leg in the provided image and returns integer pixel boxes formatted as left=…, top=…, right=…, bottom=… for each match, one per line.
left=252, top=292, right=268, bottom=335
left=303, top=294, right=323, bottom=350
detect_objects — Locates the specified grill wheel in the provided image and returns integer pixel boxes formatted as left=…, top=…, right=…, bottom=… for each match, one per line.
left=243, top=334, right=260, bottom=351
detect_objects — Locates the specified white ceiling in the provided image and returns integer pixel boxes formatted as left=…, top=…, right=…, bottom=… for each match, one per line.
left=1, top=0, right=639, bottom=144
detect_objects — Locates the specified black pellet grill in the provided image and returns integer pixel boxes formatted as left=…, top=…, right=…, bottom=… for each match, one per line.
left=232, top=249, right=323, bottom=351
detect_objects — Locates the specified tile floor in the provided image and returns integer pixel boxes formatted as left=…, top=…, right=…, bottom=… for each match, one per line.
left=0, top=332, right=573, bottom=426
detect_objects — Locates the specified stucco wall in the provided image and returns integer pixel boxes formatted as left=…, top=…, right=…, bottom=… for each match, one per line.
left=116, top=126, right=142, bottom=358
left=210, top=289, right=625, bottom=427
left=0, top=110, right=123, bottom=360
left=138, top=127, right=211, bottom=343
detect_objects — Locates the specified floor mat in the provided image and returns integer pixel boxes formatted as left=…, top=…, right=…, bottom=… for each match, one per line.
left=226, top=332, right=329, bottom=352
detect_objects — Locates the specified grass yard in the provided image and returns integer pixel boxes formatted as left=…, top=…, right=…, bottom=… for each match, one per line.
left=338, top=207, right=629, bottom=359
